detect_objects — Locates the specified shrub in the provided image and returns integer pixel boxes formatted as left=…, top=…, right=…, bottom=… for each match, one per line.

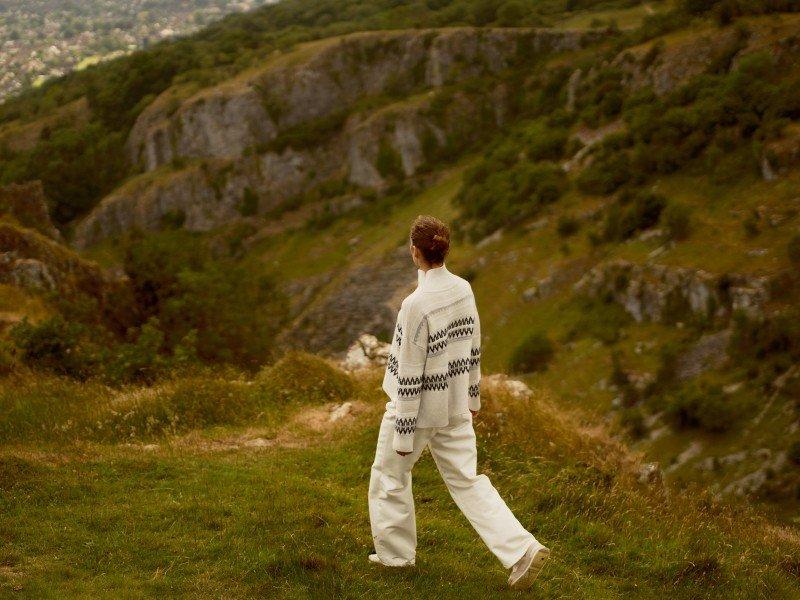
left=471, top=0, right=499, bottom=25
left=376, top=138, right=404, bottom=180
left=663, top=202, right=692, bottom=240
left=0, top=342, right=16, bottom=375
left=789, top=441, right=800, bottom=466
left=497, top=0, right=526, bottom=26
left=256, top=351, right=355, bottom=405
left=788, top=235, right=800, bottom=268
left=10, top=316, right=96, bottom=379
left=239, top=187, right=259, bottom=217
left=509, top=332, right=554, bottom=374
left=743, top=210, right=760, bottom=238
left=123, top=231, right=287, bottom=371
left=526, top=127, right=568, bottom=161
left=577, top=148, right=632, bottom=195
left=665, top=382, right=738, bottom=433
left=557, top=215, right=580, bottom=238
left=619, top=407, right=647, bottom=440
left=104, top=318, right=167, bottom=385
left=567, top=297, right=632, bottom=345
left=603, top=191, right=667, bottom=241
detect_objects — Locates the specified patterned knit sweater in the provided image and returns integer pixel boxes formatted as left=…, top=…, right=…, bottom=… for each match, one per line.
left=382, top=264, right=481, bottom=452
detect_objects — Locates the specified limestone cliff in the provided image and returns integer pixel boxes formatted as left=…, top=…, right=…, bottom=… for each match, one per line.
left=75, top=27, right=603, bottom=248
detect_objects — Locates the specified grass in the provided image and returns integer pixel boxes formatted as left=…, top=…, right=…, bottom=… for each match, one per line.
left=1, top=357, right=799, bottom=598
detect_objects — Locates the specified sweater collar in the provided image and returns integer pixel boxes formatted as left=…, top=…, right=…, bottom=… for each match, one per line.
left=418, top=264, right=454, bottom=292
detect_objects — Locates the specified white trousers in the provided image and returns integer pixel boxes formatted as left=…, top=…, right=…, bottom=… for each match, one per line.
left=368, top=404, right=537, bottom=568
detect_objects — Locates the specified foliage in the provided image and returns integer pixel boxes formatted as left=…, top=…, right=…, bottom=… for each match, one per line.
left=602, top=190, right=666, bottom=241
left=664, top=381, right=739, bottom=433
left=557, top=215, right=580, bottom=238
left=509, top=331, right=554, bottom=374
left=123, top=231, right=287, bottom=370
left=455, top=124, right=568, bottom=239
left=728, top=311, right=800, bottom=386
left=567, top=297, right=632, bottom=345
left=789, top=440, right=800, bottom=466
left=788, top=234, right=800, bottom=268
left=238, top=187, right=260, bottom=217
left=663, top=202, right=692, bottom=240
left=376, top=138, right=404, bottom=180
left=256, top=351, right=356, bottom=405
left=9, top=316, right=97, bottom=379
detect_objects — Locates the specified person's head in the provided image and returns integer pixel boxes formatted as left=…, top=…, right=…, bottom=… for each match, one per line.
left=410, top=215, right=450, bottom=270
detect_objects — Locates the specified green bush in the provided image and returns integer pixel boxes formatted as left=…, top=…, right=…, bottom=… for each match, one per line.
left=568, top=297, right=632, bottom=345
left=376, top=138, right=404, bottom=180
left=789, top=441, right=800, bottom=466
left=619, top=407, right=646, bottom=440
left=10, top=316, right=97, bottom=379
left=123, top=231, right=287, bottom=371
left=104, top=318, right=168, bottom=385
left=663, top=202, right=692, bottom=240
left=603, top=191, right=667, bottom=241
left=665, top=382, right=738, bottom=433
left=788, top=235, right=800, bottom=268
left=743, top=210, right=760, bottom=238
left=257, top=351, right=355, bottom=405
left=239, top=187, right=260, bottom=217
left=0, top=342, right=16, bottom=375
left=497, top=0, right=526, bottom=26
left=557, top=215, right=580, bottom=238
left=509, top=332, right=554, bottom=374
left=456, top=159, right=566, bottom=239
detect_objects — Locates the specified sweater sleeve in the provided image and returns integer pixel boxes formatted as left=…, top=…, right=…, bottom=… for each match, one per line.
left=468, top=306, right=481, bottom=413
left=392, top=310, right=428, bottom=453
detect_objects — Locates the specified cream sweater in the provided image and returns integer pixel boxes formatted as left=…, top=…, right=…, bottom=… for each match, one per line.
left=382, top=264, right=481, bottom=452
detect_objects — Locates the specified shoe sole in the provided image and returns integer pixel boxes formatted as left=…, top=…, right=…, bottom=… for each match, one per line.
left=368, top=554, right=415, bottom=567
left=509, top=547, right=550, bottom=589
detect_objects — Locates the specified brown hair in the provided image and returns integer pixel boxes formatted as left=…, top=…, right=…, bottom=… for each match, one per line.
left=411, top=215, right=450, bottom=265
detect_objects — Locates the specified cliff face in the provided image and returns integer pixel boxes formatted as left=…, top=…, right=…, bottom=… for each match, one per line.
left=128, top=28, right=596, bottom=170
left=74, top=27, right=603, bottom=248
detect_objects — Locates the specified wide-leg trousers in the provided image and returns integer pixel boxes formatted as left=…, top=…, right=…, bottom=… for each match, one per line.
left=368, top=403, right=538, bottom=568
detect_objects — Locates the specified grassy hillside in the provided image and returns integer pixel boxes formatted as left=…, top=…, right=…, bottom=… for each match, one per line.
left=2, top=4, right=800, bottom=595
left=2, top=355, right=799, bottom=597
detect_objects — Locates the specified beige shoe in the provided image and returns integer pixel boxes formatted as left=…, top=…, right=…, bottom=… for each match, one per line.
left=508, top=543, right=550, bottom=589
left=368, top=553, right=415, bottom=567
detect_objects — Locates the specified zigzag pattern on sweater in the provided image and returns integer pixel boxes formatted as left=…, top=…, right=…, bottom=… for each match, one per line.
left=395, top=416, right=417, bottom=436
left=447, top=358, right=472, bottom=377
left=468, top=383, right=480, bottom=398
left=394, top=323, right=403, bottom=347
left=470, top=347, right=481, bottom=369
left=397, top=374, right=422, bottom=399
left=421, top=372, right=448, bottom=392
left=387, top=354, right=399, bottom=377
left=427, top=316, right=475, bottom=355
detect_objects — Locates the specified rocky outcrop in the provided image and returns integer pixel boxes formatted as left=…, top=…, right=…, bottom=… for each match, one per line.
left=74, top=28, right=606, bottom=248
left=575, top=260, right=769, bottom=323
left=674, top=330, right=732, bottom=380
left=0, top=181, right=61, bottom=240
left=128, top=28, right=602, bottom=171
left=282, top=245, right=414, bottom=354
left=0, top=221, right=128, bottom=300
left=341, top=334, right=391, bottom=371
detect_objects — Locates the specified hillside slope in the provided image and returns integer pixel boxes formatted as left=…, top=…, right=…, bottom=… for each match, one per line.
left=2, top=0, right=800, bottom=533
left=1, top=355, right=799, bottom=597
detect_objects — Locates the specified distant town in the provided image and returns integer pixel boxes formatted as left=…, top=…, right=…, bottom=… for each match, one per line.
left=0, top=0, right=275, bottom=102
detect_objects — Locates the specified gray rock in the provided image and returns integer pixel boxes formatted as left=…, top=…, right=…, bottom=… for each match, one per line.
left=674, top=330, right=732, bottom=381
left=574, top=260, right=769, bottom=323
